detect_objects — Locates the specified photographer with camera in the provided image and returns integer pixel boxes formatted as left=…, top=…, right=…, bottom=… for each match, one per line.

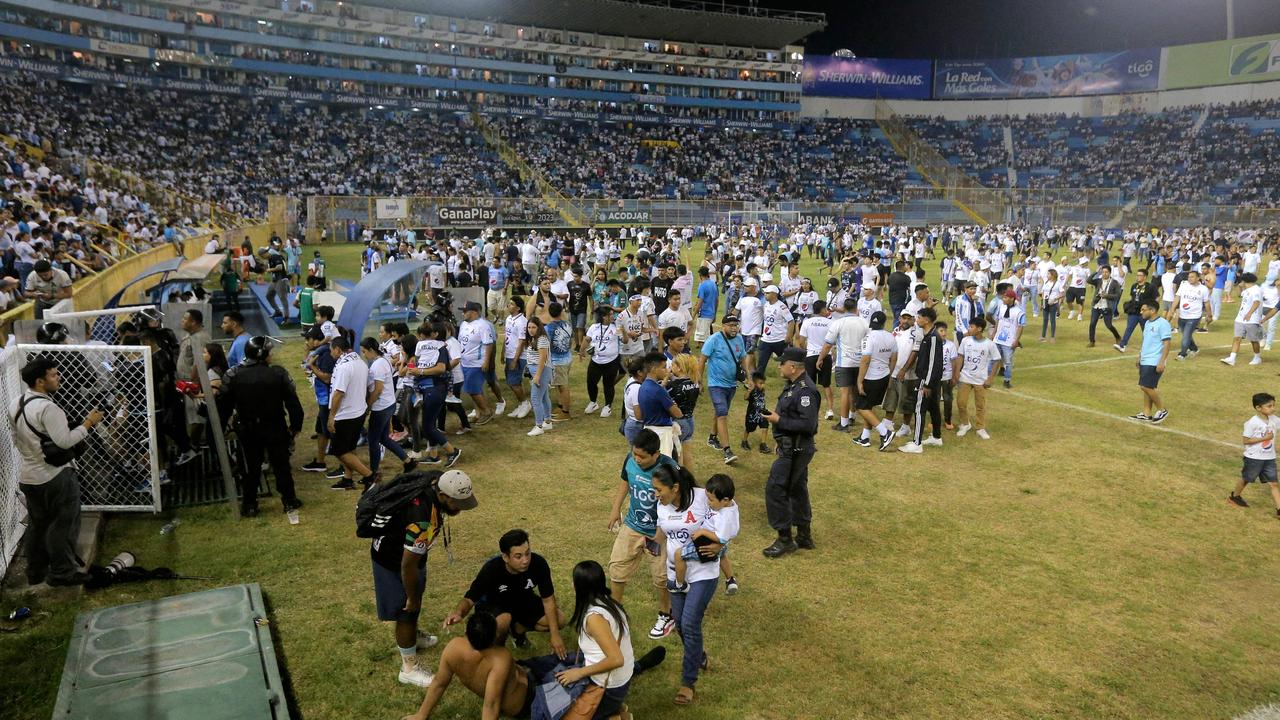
left=15, top=357, right=103, bottom=586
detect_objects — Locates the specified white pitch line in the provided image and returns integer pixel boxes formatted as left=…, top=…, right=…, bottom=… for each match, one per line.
left=1003, top=390, right=1237, bottom=449
left=1019, top=345, right=1232, bottom=371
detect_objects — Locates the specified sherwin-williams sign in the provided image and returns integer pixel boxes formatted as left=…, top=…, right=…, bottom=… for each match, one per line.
left=800, top=57, right=932, bottom=99
left=1165, top=33, right=1280, bottom=89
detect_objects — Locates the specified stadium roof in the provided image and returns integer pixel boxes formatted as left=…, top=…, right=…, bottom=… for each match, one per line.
left=376, top=0, right=826, bottom=49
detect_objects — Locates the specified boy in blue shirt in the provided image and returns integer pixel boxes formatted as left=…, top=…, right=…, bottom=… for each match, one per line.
left=606, top=429, right=678, bottom=638
left=638, top=352, right=684, bottom=461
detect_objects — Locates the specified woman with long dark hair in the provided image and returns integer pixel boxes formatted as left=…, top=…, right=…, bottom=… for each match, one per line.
left=360, top=337, right=416, bottom=479
left=554, top=559, right=635, bottom=718
left=524, top=315, right=553, bottom=436
left=652, top=464, right=720, bottom=706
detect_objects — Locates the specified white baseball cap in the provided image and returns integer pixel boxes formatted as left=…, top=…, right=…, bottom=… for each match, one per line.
left=743, top=277, right=759, bottom=287
left=437, top=470, right=477, bottom=510
left=764, top=284, right=779, bottom=294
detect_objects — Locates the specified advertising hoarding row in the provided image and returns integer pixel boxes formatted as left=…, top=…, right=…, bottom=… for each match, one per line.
left=800, top=57, right=933, bottom=100
left=1165, top=33, right=1280, bottom=89
left=933, top=49, right=1160, bottom=99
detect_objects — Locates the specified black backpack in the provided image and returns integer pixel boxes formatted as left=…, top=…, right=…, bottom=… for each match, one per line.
left=355, top=470, right=442, bottom=539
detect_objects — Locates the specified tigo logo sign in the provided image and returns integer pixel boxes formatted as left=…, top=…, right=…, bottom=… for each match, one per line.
left=1230, top=40, right=1280, bottom=76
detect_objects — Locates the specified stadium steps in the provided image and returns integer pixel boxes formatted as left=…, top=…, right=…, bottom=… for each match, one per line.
left=469, top=110, right=589, bottom=227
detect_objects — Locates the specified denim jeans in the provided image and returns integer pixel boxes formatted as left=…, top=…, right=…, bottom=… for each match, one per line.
left=996, top=343, right=1016, bottom=382
left=1119, top=313, right=1143, bottom=348
left=1041, top=302, right=1058, bottom=338
left=1211, top=287, right=1224, bottom=321
left=1178, top=318, right=1201, bottom=357
left=418, top=384, right=449, bottom=449
left=670, top=578, right=717, bottom=688
left=367, top=405, right=408, bottom=472
left=529, top=363, right=552, bottom=425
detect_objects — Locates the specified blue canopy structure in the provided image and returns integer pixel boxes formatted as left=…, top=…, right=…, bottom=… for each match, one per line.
left=336, top=260, right=434, bottom=335
left=105, top=257, right=185, bottom=308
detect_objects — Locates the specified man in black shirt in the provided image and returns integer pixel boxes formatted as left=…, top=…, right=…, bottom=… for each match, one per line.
left=650, top=264, right=673, bottom=311
left=566, top=268, right=592, bottom=352
left=263, top=247, right=290, bottom=324
left=887, top=261, right=913, bottom=319
left=900, top=307, right=944, bottom=454
left=442, top=529, right=567, bottom=658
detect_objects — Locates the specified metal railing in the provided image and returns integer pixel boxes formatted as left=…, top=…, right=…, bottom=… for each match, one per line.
left=303, top=193, right=1280, bottom=238
left=876, top=97, right=1007, bottom=225
left=470, top=111, right=590, bottom=227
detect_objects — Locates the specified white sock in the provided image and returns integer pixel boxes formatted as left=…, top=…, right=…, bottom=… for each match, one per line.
left=860, top=428, right=870, bottom=440
left=840, top=417, right=849, bottom=427
left=878, top=419, right=893, bottom=433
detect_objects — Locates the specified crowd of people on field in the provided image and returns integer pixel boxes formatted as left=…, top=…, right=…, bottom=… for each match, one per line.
left=13, top=215, right=1280, bottom=718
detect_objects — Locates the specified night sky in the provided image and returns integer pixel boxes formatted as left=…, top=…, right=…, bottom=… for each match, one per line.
left=778, top=0, right=1280, bottom=59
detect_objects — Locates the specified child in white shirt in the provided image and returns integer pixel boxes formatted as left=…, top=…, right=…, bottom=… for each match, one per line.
left=673, top=474, right=740, bottom=595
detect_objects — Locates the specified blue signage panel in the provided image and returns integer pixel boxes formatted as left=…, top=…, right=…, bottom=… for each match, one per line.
left=934, top=49, right=1160, bottom=99
left=801, top=56, right=933, bottom=99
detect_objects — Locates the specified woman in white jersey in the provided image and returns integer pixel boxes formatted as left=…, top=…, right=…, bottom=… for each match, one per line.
left=583, top=306, right=622, bottom=418
left=359, top=338, right=415, bottom=479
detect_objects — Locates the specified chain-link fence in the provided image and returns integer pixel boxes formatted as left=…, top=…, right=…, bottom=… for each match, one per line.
left=0, top=346, right=26, bottom=580
left=4, top=344, right=161, bottom=513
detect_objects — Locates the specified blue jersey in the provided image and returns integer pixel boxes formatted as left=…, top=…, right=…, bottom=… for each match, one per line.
left=619, top=453, right=678, bottom=536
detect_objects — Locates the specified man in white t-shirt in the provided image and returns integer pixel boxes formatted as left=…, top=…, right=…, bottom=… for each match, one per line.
left=1066, top=258, right=1091, bottom=320
left=327, top=336, right=373, bottom=489
left=1222, top=272, right=1264, bottom=367
left=458, top=303, right=497, bottom=423
left=657, top=291, right=692, bottom=338
left=955, top=316, right=1002, bottom=439
left=816, top=297, right=868, bottom=434
left=1170, top=270, right=1211, bottom=360
left=992, top=290, right=1025, bottom=389
left=734, top=279, right=764, bottom=374
left=854, top=310, right=898, bottom=450
left=796, top=300, right=834, bottom=420
left=756, top=285, right=794, bottom=373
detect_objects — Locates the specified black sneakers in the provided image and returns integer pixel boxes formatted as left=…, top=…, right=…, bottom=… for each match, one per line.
left=852, top=436, right=871, bottom=448
left=878, top=431, right=894, bottom=452
left=330, top=477, right=355, bottom=490
left=445, top=448, right=462, bottom=467
left=706, top=434, right=723, bottom=450
left=325, top=466, right=345, bottom=479
left=1228, top=494, right=1249, bottom=508
left=300, top=461, right=326, bottom=473
left=722, top=447, right=738, bottom=464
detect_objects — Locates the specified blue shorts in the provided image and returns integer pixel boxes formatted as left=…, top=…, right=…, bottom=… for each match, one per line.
left=675, top=416, right=694, bottom=442
left=462, top=366, right=486, bottom=395
left=709, top=385, right=736, bottom=417
left=372, top=559, right=427, bottom=621
left=742, top=335, right=759, bottom=353
left=504, top=358, right=527, bottom=386
left=1138, top=364, right=1162, bottom=389
left=571, top=312, right=587, bottom=330
left=622, top=418, right=643, bottom=445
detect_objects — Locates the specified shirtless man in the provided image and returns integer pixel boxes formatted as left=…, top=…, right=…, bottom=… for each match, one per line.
left=403, top=612, right=532, bottom=720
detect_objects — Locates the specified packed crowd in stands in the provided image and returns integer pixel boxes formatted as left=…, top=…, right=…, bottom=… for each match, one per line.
left=910, top=102, right=1279, bottom=207
left=2, top=71, right=1278, bottom=224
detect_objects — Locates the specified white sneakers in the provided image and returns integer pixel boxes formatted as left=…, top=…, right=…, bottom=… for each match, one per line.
left=894, top=425, right=911, bottom=438
left=398, top=664, right=434, bottom=687
left=466, top=409, right=478, bottom=420
left=1221, top=356, right=1236, bottom=366
left=898, top=442, right=923, bottom=454
left=956, top=424, right=972, bottom=437
left=417, top=632, right=439, bottom=650
left=922, top=437, right=943, bottom=447
left=527, top=425, right=545, bottom=437
left=508, top=401, right=531, bottom=418
left=1250, top=356, right=1263, bottom=366
left=824, top=409, right=834, bottom=420
left=976, top=429, right=991, bottom=440
left=584, top=401, right=600, bottom=414
left=494, top=401, right=506, bottom=416
left=600, top=405, right=612, bottom=418
left=542, top=420, right=554, bottom=430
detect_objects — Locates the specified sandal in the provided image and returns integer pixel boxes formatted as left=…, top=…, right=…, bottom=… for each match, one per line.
left=674, top=686, right=695, bottom=705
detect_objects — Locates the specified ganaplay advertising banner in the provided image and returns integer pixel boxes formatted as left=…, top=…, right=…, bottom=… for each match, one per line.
left=800, top=57, right=932, bottom=99
left=437, top=206, right=497, bottom=226
left=934, top=49, right=1160, bottom=99
left=1165, top=33, right=1280, bottom=89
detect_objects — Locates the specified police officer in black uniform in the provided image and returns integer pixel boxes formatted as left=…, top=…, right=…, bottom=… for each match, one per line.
left=217, top=336, right=304, bottom=517
left=761, top=345, right=821, bottom=558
